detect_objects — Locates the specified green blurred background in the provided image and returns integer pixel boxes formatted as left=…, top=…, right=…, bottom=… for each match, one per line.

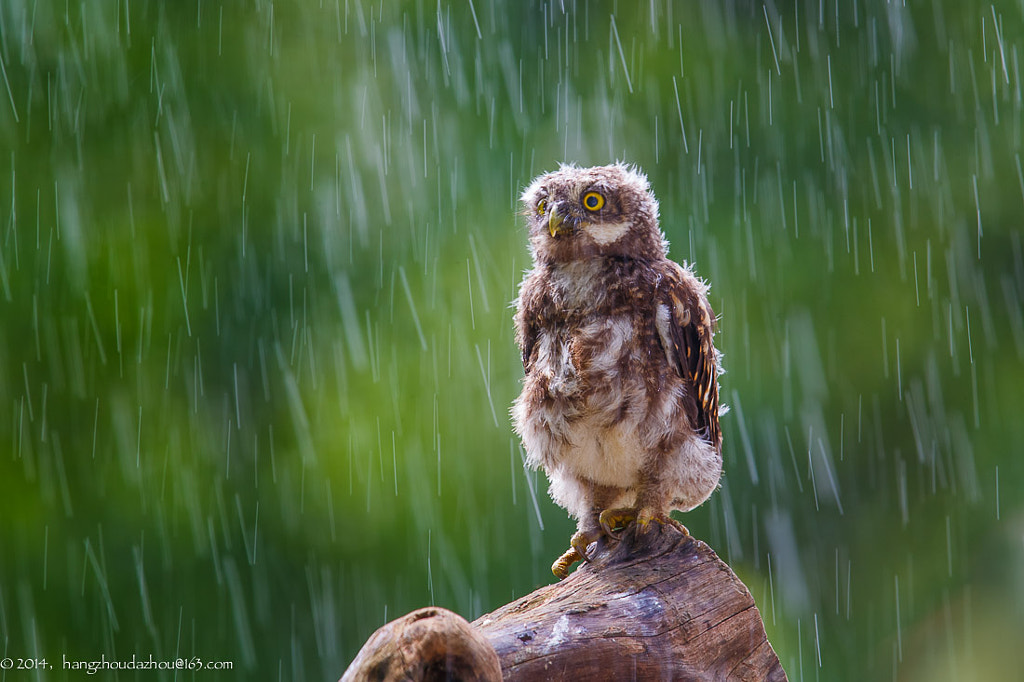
left=1, top=1, right=1022, bottom=679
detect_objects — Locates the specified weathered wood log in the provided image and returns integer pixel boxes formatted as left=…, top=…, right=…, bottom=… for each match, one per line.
left=474, top=524, right=785, bottom=680
left=342, top=524, right=786, bottom=681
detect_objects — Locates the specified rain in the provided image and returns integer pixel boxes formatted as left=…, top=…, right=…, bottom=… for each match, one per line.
left=1, top=1, right=1022, bottom=680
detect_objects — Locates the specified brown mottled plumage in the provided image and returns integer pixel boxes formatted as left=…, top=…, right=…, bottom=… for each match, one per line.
left=511, top=163, right=724, bottom=579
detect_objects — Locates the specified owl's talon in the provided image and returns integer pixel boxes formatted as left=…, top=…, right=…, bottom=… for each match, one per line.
left=551, top=546, right=584, bottom=580
left=634, top=508, right=671, bottom=534
left=599, top=507, right=637, bottom=538
left=667, top=518, right=691, bottom=536
left=600, top=508, right=687, bottom=537
left=570, top=529, right=602, bottom=560
left=551, top=527, right=605, bottom=579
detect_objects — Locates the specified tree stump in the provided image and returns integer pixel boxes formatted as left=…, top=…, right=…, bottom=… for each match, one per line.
left=342, top=524, right=786, bottom=681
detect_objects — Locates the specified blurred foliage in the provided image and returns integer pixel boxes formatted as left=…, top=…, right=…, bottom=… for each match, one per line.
left=1, top=0, right=1023, bottom=679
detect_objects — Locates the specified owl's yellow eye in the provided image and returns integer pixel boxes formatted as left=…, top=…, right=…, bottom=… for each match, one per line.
left=582, top=191, right=605, bottom=211
left=536, top=199, right=547, bottom=216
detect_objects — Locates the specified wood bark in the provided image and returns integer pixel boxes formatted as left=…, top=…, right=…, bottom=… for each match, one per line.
left=342, top=524, right=786, bottom=681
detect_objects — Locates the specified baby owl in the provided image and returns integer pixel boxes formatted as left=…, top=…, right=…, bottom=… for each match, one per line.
left=512, top=163, right=724, bottom=579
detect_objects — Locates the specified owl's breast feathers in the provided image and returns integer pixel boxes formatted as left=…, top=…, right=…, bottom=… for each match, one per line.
left=514, top=257, right=721, bottom=452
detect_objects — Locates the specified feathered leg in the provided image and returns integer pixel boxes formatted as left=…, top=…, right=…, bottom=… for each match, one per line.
left=551, top=483, right=622, bottom=579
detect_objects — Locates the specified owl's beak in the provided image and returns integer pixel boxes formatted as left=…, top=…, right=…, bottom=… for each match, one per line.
left=548, top=206, right=568, bottom=238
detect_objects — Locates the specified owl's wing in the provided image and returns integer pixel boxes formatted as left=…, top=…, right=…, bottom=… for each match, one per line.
left=518, top=320, right=537, bottom=370
left=657, top=262, right=722, bottom=450
left=513, top=275, right=543, bottom=372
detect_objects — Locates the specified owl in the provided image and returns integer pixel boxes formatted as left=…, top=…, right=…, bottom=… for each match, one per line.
left=512, top=163, right=724, bottom=579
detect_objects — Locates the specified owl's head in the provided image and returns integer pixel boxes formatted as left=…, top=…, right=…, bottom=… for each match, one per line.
left=520, top=163, right=667, bottom=264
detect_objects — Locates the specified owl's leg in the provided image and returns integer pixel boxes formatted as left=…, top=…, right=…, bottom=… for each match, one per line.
left=600, top=460, right=691, bottom=537
left=637, top=447, right=689, bottom=534
left=552, top=485, right=620, bottom=579
left=599, top=505, right=687, bottom=536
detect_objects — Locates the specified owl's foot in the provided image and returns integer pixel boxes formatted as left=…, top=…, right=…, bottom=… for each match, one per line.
left=598, top=507, right=637, bottom=538
left=571, top=528, right=603, bottom=559
left=665, top=517, right=691, bottom=536
left=599, top=507, right=690, bottom=537
left=551, top=546, right=583, bottom=580
left=551, top=528, right=604, bottom=580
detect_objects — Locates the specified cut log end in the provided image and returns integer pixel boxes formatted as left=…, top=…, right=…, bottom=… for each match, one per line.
left=340, top=607, right=502, bottom=682
left=342, top=524, right=786, bottom=681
